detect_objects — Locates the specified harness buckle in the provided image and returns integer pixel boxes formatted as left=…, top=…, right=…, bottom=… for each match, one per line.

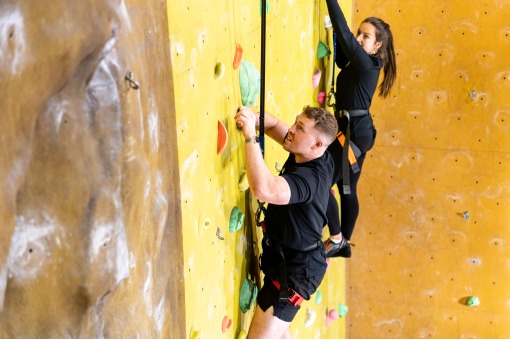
left=287, top=290, right=304, bottom=306
left=271, top=279, right=304, bottom=307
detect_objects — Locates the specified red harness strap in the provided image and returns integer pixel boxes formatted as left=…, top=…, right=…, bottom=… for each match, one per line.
left=271, top=279, right=304, bottom=306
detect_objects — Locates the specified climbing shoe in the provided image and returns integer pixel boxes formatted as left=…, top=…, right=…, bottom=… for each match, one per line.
left=325, top=238, right=352, bottom=258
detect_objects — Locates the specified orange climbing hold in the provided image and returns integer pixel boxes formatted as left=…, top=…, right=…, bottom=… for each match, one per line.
left=222, top=315, right=233, bottom=333
left=233, top=43, right=243, bottom=70
left=217, top=120, right=228, bottom=154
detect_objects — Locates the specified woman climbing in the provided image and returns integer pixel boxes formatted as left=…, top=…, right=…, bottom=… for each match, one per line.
left=324, top=0, right=397, bottom=258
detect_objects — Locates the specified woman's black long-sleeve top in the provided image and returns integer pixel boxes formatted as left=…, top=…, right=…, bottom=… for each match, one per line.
left=325, top=0, right=382, bottom=111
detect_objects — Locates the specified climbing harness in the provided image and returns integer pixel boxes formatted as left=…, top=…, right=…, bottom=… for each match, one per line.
left=326, top=33, right=365, bottom=195
left=258, top=219, right=320, bottom=305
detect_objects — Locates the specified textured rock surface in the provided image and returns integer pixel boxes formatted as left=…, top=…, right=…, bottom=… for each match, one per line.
left=0, top=0, right=184, bottom=337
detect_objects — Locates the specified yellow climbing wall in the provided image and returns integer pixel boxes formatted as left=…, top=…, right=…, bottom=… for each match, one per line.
left=347, top=0, right=510, bottom=338
left=168, top=0, right=350, bottom=338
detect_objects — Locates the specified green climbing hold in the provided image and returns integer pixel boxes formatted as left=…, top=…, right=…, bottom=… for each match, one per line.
left=240, top=278, right=258, bottom=313
left=466, top=296, right=480, bottom=307
left=314, top=290, right=322, bottom=304
left=239, top=60, right=260, bottom=106
left=317, top=41, right=331, bottom=58
left=338, top=303, right=348, bottom=317
left=259, top=0, right=271, bottom=15
left=229, top=206, right=245, bottom=233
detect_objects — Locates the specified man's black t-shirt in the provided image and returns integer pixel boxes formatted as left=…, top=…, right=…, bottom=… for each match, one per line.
left=263, top=151, right=334, bottom=276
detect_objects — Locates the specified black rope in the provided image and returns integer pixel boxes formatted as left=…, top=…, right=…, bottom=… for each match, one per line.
left=259, top=0, right=266, bottom=158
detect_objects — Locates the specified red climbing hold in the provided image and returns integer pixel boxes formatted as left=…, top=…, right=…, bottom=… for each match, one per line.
left=222, top=315, right=233, bottom=333
left=218, top=120, right=228, bottom=154
left=233, top=43, right=243, bottom=70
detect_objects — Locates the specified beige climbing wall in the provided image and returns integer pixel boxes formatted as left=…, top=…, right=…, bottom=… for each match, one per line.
left=347, top=0, right=510, bottom=338
left=0, top=0, right=185, bottom=337
left=168, top=0, right=349, bottom=338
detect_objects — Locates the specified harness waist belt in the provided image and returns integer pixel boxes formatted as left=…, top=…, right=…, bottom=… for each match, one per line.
left=347, top=109, right=369, bottom=117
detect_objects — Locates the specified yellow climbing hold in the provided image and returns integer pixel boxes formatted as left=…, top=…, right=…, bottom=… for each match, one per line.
left=238, top=171, right=249, bottom=192
left=198, top=216, right=211, bottom=235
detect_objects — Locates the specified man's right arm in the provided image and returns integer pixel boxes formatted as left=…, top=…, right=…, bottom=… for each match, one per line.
left=237, top=106, right=289, bottom=145
left=235, top=107, right=291, bottom=204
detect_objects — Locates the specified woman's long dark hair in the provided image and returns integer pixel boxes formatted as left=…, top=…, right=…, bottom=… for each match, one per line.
left=364, top=17, right=397, bottom=98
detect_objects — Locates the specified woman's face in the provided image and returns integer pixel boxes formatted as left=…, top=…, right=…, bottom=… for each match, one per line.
left=356, top=22, right=382, bottom=55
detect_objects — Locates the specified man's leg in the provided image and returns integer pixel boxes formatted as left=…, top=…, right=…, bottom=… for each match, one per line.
left=247, top=305, right=291, bottom=339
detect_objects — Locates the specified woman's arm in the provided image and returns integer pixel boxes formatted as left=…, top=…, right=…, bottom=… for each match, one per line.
left=326, top=0, right=369, bottom=66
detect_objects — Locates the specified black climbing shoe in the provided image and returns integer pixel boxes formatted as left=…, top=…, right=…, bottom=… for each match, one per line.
left=325, top=238, right=352, bottom=258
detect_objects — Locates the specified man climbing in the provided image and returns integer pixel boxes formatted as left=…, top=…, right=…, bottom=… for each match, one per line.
left=235, top=105, right=338, bottom=338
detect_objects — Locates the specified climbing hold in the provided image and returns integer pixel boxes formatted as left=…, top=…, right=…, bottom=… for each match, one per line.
left=312, top=68, right=321, bottom=89
left=239, top=60, right=261, bottom=106
left=314, top=290, right=322, bottom=304
left=259, top=0, right=271, bottom=15
left=238, top=329, right=247, bottom=339
left=463, top=211, right=470, bottom=220
left=338, top=303, right=348, bottom=318
left=216, top=227, right=225, bottom=240
left=198, top=216, right=211, bottom=235
left=318, top=91, right=326, bottom=104
left=218, top=120, right=228, bottom=154
left=238, top=171, right=249, bottom=192
left=189, top=326, right=202, bottom=339
left=222, top=315, right=233, bottom=333
left=304, top=308, right=316, bottom=328
left=240, top=278, right=258, bottom=313
left=317, top=41, right=331, bottom=58
left=325, top=308, right=339, bottom=327
left=229, top=206, right=245, bottom=233
left=249, top=191, right=259, bottom=214
left=466, top=296, right=480, bottom=307
left=214, top=62, right=225, bottom=79
left=324, top=15, right=332, bottom=30
left=233, top=43, right=243, bottom=70
left=275, top=161, right=281, bottom=172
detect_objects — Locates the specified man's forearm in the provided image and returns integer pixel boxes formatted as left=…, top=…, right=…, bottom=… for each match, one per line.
left=260, top=112, right=289, bottom=145
left=244, top=138, right=291, bottom=204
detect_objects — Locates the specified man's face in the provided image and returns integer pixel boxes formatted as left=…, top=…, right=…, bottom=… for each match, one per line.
left=282, top=113, right=319, bottom=154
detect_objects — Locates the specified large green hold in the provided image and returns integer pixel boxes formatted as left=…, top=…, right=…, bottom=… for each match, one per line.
left=239, top=60, right=260, bottom=106
left=240, top=278, right=258, bottom=313
left=229, top=206, right=244, bottom=233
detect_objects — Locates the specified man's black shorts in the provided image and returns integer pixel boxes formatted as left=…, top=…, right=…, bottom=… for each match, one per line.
left=257, top=271, right=325, bottom=322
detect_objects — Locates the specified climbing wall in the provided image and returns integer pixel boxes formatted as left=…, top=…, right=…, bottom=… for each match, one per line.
left=167, top=0, right=349, bottom=338
left=347, top=0, right=510, bottom=338
left=0, top=0, right=184, bottom=337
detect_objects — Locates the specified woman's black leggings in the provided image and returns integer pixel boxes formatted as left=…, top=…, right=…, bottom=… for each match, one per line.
left=327, top=133, right=374, bottom=241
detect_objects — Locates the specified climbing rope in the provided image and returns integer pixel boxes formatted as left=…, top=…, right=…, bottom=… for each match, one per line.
left=259, top=0, right=267, bottom=158
left=256, top=0, right=268, bottom=220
